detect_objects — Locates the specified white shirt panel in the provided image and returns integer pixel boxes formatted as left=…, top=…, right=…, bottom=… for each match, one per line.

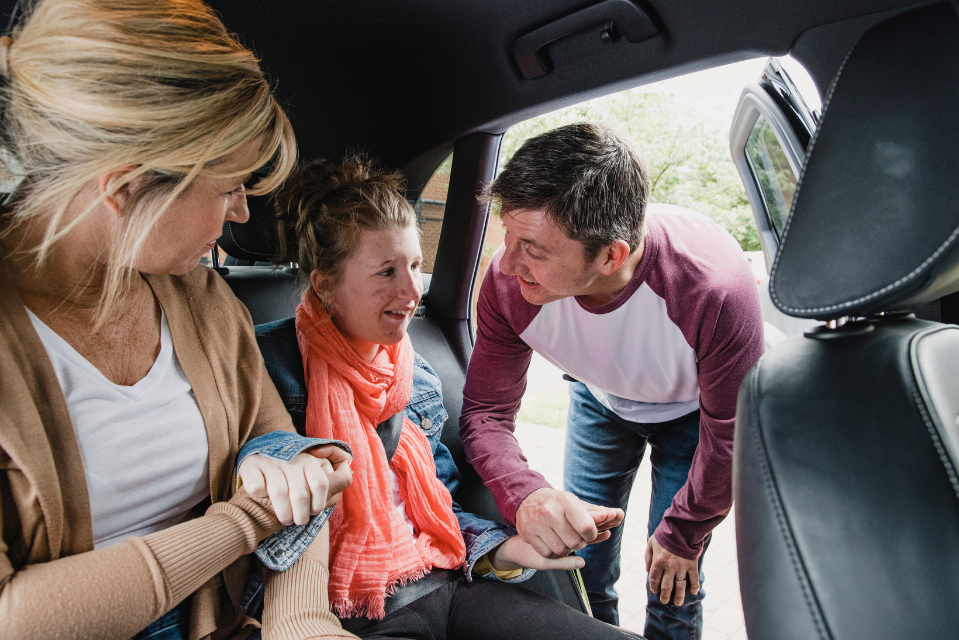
left=28, top=310, right=210, bottom=549
left=390, top=467, right=418, bottom=541
left=519, top=282, right=700, bottom=423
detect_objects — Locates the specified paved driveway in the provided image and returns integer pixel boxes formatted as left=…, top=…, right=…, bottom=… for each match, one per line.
left=514, top=353, right=747, bottom=640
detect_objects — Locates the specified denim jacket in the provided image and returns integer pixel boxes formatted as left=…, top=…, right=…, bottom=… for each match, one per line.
left=252, top=317, right=533, bottom=583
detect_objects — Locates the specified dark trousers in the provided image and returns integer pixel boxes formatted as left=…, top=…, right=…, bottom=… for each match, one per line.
left=340, top=576, right=636, bottom=640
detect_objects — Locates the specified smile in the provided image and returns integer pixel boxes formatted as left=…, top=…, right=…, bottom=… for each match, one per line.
left=520, top=275, right=539, bottom=286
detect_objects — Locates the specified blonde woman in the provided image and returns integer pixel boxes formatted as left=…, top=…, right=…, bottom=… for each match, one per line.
left=0, top=1, right=354, bottom=639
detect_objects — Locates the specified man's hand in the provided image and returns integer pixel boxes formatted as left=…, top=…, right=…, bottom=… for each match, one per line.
left=645, top=535, right=700, bottom=606
left=488, top=535, right=586, bottom=572
left=515, top=487, right=625, bottom=558
left=238, top=445, right=353, bottom=526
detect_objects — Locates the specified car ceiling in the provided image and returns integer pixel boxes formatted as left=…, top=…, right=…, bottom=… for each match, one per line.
left=1, top=0, right=932, bottom=193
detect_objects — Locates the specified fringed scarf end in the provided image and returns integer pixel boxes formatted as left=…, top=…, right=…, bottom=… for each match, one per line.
left=331, top=596, right=387, bottom=620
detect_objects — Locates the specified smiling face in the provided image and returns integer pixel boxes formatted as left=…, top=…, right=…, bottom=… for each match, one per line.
left=498, top=208, right=608, bottom=305
left=313, top=224, right=423, bottom=361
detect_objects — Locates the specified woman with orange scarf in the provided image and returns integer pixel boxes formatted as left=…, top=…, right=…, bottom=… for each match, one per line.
left=257, top=156, right=633, bottom=639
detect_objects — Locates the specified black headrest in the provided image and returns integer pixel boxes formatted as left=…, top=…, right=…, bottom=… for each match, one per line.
left=218, top=195, right=281, bottom=262
left=770, top=3, right=959, bottom=320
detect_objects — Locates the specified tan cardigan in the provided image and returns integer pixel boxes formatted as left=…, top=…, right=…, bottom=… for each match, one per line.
left=0, top=260, right=352, bottom=640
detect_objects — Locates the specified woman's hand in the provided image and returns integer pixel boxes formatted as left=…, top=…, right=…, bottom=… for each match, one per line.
left=487, top=535, right=587, bottom=572
left=238, top=445, right=353, bottom=526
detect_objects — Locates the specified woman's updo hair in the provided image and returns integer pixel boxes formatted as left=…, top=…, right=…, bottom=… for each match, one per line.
left=274, top=155, right=418, bottom=285
left=0, top=0, right=296, bottom=315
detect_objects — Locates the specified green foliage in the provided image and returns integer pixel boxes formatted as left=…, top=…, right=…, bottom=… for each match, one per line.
left=516, top=387, right=570, bottom=429
left=499, top=88, right=761, bottom=252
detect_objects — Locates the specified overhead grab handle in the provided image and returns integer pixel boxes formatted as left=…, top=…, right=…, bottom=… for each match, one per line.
left=513, top=0, right=658, bottom=80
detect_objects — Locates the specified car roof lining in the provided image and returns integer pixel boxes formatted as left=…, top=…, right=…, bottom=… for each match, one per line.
left=0, top=0, right=932, bottom=193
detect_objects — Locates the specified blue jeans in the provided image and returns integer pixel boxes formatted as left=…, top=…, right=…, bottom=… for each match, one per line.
left=564, top=382, right=707, bottom=640
left=133, top=605, right=264, bottom=640
left=132, top=601, right=189, bottom=640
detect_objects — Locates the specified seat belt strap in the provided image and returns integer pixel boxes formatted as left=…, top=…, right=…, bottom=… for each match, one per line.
left=376, top=410, right=405, bottom=462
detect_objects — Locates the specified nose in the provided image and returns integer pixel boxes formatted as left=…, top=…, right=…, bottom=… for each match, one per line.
left=226, top=186, right=250, bottom=224
left=499, top=234, right=523, bottom=276
left=397, top=266, right=423, bottom=306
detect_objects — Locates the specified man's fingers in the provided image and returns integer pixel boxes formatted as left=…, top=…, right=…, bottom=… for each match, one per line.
left=585, top=505, right=625, bottom=531
left=590, top=530, right=612, bottom=545
left=648, top=563, right=663, bottom=594
left=526, top=535, right=557, bottom=559
left=562, top=500, right=599, bottom=545
left=672, top=573, right=688, bottom=606
left=540, top=528, right=574, bottom=558
left=659, top=573, right=674, bottom=604
left=645, top=539, right=653, bottom=573
left=688, top=569, right=701, bottom=595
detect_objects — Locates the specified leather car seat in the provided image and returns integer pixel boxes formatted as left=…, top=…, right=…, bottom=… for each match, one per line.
left=734, top=3, right=959, bottom=639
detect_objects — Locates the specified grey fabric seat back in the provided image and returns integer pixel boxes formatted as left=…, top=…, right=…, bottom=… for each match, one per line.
left=734, top=4, right=959, bottom=639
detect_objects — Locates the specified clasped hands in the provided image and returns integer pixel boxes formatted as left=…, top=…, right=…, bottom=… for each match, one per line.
left=489, top=487, right=624, bottom=572
left=499, top=487, right=700, bottom=607
left=237, top=444, right=353, bottom=526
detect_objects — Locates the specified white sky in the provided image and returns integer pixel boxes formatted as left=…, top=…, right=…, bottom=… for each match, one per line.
left=639, top=56, right=823, bottom=126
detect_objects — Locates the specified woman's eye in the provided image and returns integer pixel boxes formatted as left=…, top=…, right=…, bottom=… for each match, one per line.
left=411, top=262, right=421, bottom=272
left=224, top=183, right=247, bottom=198
left=378, top=268, right=395, bottom=277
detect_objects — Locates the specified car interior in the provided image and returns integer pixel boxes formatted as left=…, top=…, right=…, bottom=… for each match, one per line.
left=5, top=0, right=955, bottom=636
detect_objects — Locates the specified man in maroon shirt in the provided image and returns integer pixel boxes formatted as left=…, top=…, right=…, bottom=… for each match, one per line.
left=460, top=123, right=763, bottom=639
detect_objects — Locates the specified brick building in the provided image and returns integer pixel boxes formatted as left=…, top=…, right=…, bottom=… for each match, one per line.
left=416, top=168, right=449, bottom=273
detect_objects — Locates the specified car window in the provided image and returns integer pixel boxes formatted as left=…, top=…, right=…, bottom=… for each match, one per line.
left=744, top=114, right=796, bottom=240
left=415, top=153, right=452, bottom=274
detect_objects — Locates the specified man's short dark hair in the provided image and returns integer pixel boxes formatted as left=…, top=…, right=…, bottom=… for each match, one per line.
left=485, top=122, right=651, bottom=261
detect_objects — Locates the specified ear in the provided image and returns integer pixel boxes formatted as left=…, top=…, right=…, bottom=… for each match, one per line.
left=96, top=166, right=139, bottom=217
left=309, top=269, right=333, bottom=298
left=597, top=239, right=633, bottom=275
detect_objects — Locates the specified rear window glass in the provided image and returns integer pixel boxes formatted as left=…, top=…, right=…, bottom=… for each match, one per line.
left=415, top=153, right=451, bottom=274
left=745, top=115, right=796, bottom=239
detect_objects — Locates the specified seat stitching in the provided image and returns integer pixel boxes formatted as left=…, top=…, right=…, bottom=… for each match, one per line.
left=227, top=222, right=274, bottom=259
left=750, top=362, right=832, bottom=639
left=907, top=327, right=959, bottom=501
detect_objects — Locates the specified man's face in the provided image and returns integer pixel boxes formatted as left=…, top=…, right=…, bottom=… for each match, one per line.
left=498, top=208, right=603, bottom=305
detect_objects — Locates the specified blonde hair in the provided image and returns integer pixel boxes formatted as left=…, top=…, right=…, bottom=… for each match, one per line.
left=0, top=0, right=297, bottom=318
left=274, top=155, right=417, bottom=288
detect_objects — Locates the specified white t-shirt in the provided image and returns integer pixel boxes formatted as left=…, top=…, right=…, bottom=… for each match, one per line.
left=28, top=309, right=210, bottom=549
left=391, top=468, right=417, bottom=541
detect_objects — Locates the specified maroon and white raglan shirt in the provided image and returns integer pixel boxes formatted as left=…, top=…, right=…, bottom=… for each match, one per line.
left=460, top=204, right=764, bottom=559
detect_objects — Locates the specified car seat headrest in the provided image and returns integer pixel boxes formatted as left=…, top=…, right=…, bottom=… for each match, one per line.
left=218, top=195, right=281, bottom=263
left=769, top=2, right=959, bottom=320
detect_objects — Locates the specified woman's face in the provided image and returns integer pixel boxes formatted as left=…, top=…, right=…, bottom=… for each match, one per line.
left=135, top=143, right=256, bottom=275
left=314, top=224, right=423, bottom=361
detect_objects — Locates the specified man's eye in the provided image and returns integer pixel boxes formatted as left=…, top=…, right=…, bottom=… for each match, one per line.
left=524, top=243, right=543, bottom=260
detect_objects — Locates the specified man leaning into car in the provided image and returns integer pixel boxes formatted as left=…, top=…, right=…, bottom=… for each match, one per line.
left=460, top=122, right=764, bottom=640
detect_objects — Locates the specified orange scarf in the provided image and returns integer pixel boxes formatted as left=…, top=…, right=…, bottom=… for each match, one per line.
left=296, top=291, right=465, bottom=619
